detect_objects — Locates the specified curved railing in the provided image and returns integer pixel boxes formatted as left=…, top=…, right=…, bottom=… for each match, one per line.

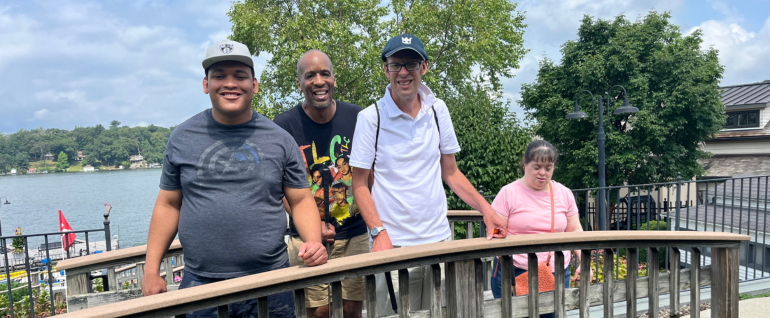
left=56, top=228, right=747, bottom=318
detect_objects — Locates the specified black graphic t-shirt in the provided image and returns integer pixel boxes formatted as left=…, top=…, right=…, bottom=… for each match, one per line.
left=160, top=109, right=308, bottom=278
left=274, top=101, right=367, bottom=239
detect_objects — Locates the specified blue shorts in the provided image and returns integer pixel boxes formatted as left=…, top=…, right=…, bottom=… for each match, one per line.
left=490, top=256, right=571, bottom=318
left=179, top=261, right=296, bottom=318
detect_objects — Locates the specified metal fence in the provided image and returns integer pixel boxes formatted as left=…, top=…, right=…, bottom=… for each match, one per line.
left=0, top=214, right=112, bottom=317
left=472, top=175, right=770, bottom=290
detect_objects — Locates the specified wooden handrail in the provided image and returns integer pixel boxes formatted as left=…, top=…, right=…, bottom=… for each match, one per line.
left=58, top=211, right=483, bottom=275
left=57, top=240, right=182, bottom=275
left=56, top=231, right=747, bottom=318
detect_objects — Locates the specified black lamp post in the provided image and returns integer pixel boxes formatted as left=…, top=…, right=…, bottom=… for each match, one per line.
left=567, top=85, right=638, bottom=230
left=0, top=197, right=10, bottom=237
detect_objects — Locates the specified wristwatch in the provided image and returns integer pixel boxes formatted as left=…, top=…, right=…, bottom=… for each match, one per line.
left=370, top=226, right=386, bottom=237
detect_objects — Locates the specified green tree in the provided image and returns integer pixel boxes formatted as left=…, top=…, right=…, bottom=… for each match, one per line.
left=55, top=151, right=69, bottom=172
left=230, top=0, right=532, bottom=207
left=110, top=120, right=121, bottom=129
left=520, top=12, right=725, bottom=190
left=82, top=155, right=99, bottom=167
left=14, top=152, right=29, bottom=171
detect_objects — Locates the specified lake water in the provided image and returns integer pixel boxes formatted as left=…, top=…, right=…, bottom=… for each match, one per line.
left=0, top=169, right=162, bottom=249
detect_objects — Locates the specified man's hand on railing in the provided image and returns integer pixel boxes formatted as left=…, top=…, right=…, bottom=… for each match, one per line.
left=483, top=209, right=508, bottom=240
left=297, top=241, right=328, bottom=266
left=142, top=273, right=168, bottom=296
left=371, top=230, right=393, bottom=252
left=321, top=222, right=336, bottom=244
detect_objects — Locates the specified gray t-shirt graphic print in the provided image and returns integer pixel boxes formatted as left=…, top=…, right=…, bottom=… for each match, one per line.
left=160, top=109, right=308, bottom=278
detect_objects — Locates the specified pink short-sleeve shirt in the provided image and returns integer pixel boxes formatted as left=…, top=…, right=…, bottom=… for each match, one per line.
left=492, top=179, right=579, bottom=270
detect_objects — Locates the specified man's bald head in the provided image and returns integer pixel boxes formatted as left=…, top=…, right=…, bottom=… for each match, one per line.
left=297, top=49, right=337, bottom=109
left=297, top=49, right=334, bottom=78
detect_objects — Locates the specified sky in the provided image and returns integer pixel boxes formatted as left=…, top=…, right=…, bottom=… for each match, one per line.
left=1, top=0, right=769, bottom=132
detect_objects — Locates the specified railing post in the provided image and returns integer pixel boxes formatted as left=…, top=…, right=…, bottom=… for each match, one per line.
left=501, top=255, right=513, bottom=318
left=579, top=250, right=590, bottom=318
left=295, top=288, right=308, bottom=318
left=626, top=248, right=638, bottom=318
left=431, top=264, right=442, bottom=318
left=66, top=273, right=89, bottom=296
left=528, top=253, right=540, bottom=318
left=669, top=247, right=681, bottom=317
left=446, top=260, right=477, bottom=318
left=365, top=275, right=376, bottom=318
left=478, top=185, right=487, bottom=236
left=399, top=269, right=410, bottom=318
left=475, top=259, right=484, bottom=318
left=554, top=251, right=565, bottom=318
left=136, top=261, right=145, bottom=288
left=164, top=257, right=174, bottom=285
left=602, top=249, right=614, bottom=318
left=711, top=247, right=739, bottom=317
left=675, top=172, right=682, bottom=231
left=690, top=248, right=701, bottom=318
left=103, top=213, right=111, bottom=252
left=107, top=267, right=117, bottom=292
left=258, top=297, right=269, bottom=317
left=332, top=281, right=343, bottom=317
left=648, top=248, right=660, bottom=318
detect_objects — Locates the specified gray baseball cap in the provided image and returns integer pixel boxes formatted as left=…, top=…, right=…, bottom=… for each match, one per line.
left=202, top=40, right=254, bottom=70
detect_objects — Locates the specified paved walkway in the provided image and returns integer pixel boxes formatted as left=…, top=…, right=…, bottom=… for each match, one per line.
left=681, top=297, right=770, bottom=318
left=565, top=278, right=770, bottom=317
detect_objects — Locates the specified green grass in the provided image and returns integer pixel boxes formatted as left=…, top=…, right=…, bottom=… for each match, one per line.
left=740, top=290, right=770, bottom=300
left=27, top=160, right=83, bottom=172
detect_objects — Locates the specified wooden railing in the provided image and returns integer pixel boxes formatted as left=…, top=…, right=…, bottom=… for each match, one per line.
left=56, top=228, right=747, bottom=318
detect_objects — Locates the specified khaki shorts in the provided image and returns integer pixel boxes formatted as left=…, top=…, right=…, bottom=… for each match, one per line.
left=287, top=233, right=368, bottom=307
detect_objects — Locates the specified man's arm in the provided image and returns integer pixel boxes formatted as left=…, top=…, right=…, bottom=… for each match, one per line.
left=439, top=153, right=507, bottom=239
left=142, top=189, right=182, bottom=296
left=352, top=167, right=392, bottom=252
left=284, top=186, right=327, bottom=266
left=283, top=196, right=335, bottom=244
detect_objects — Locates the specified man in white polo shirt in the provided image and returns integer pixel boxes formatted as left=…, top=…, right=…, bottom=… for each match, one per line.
left=350, top=34, right=507, bottom=314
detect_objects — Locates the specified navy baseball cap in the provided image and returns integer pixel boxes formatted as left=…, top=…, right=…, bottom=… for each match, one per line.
left=381, top=34, right=429, bottom=62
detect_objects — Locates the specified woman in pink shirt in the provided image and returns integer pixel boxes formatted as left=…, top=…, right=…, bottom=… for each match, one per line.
left=490, top=140, right=590, bottom=316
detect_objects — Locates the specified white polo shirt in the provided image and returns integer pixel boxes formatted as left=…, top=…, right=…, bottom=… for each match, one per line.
left=350, top=83, right=461, bottom=246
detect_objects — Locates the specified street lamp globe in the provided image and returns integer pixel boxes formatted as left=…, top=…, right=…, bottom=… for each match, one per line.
left=612, top=96, right=639, bottom=115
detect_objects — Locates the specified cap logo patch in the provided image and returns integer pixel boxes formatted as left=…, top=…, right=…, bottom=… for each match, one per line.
left=220, top=43, right=234, bottom=54
left=401, top=37, right=412, bottom=44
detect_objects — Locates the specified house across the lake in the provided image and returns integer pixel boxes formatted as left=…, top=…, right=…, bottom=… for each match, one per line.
left=76, top=151, right=86, bottom=161
left=43, top=152, right=54, bottom=161
left=82, top=165, right=95, bottom=172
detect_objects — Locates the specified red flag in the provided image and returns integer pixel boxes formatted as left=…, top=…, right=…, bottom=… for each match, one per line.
left=59, top=210, right=76, bottom=249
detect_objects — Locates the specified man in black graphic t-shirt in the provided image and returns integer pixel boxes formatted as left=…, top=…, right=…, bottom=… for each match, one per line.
left=274, top=49, right=367, bottom=318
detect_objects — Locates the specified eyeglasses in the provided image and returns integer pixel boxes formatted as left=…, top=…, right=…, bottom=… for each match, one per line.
left=386, top=61, right=422, bottom=72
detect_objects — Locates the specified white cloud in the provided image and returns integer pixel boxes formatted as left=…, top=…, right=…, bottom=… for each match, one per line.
left=0, top=0, right=236, bottom=132
left=32, top=109, right=49, bottom=120
left=692, top=16, right=770, bottom=85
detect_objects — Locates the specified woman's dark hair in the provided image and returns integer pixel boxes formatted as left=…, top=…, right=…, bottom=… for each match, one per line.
left=521, top=140, right=559, bottom=171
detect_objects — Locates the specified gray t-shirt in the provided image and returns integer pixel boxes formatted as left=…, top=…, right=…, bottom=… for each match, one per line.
left=160, top=109, right=308, bottom=278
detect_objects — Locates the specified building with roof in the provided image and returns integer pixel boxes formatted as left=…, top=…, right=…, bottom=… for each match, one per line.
left=700, top=81, right=770, bottom=177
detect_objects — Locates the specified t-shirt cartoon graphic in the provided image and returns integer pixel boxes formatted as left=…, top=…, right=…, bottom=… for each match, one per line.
left=274, top=101, right=367, bottom=239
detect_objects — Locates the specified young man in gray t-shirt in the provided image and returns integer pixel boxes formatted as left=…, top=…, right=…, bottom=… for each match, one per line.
left=141, top=40, right=327, bottom=318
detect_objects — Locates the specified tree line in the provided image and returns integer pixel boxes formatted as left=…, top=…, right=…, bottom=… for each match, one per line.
left=0, top=120, right=172, bottom=172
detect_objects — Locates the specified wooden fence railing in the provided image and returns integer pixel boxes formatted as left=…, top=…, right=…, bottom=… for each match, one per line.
left=56, top=228, right=747, bottom=318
